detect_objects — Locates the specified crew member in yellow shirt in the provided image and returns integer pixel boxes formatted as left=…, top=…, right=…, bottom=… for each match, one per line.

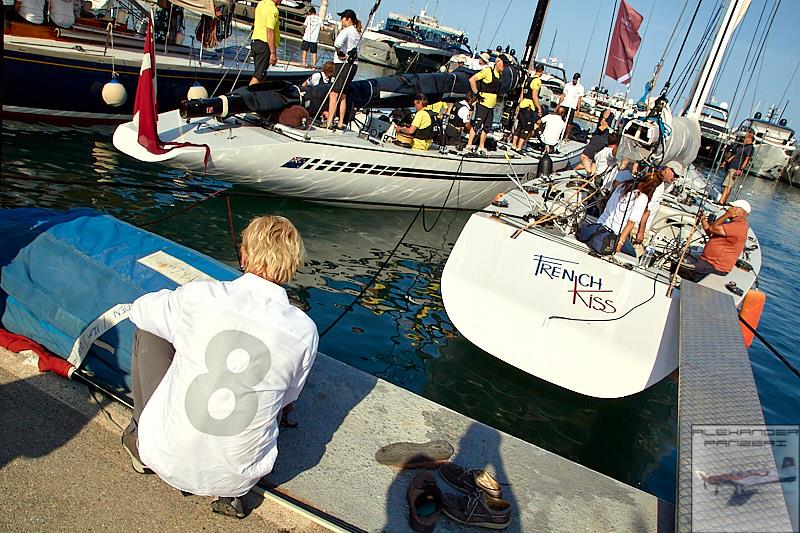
left=250, top=0, right=282, bottom=85
left=396, top=94, right=434, bottom=151
left=511, top=63, right=544, bottom=150
left=464, top=55, right=506, bottom=155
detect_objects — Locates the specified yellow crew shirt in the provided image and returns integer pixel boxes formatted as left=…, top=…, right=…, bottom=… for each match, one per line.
left=253, top=0, right=281, bottom=48
left=519, top=77, right=542, bottom=109
left=425, top=101, right=449, bottom=115
left=411, top=110, right=433, bottom=151
left=474, top=66, right=501, bottom=109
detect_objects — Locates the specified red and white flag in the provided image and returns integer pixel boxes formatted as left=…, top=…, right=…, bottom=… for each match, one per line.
left=132, top=16, right=210, bottom=165
left=605, top=0, right=644, bottom=86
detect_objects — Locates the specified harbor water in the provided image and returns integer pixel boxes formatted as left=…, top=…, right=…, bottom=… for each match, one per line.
left=3, top=118, right=798, bottom=504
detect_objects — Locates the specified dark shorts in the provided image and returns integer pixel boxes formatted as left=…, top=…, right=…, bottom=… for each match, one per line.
left=564, top=106, right=576, bottom=125
left=582, top=133, right=608, bottom=159
left=514, top=107, right=537, bottom=136
left=301, top=39, right=318, bottom=53
left=331, top=62, right=358, bottom=93
left=252, top=39, right=271, bottom=81
left=472, top=104, right=494, bottom=133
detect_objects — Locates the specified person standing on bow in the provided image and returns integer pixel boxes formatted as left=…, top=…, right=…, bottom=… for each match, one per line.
left=301, top=6, right=322, bottom=67
left=558, top=72, right=584, bottom=141
left=464, top=55, right=506, bottom=156
left=511, top=63, right=544, bottom=151
left=122, top=215, right=318, bottom=519
left=249, top=0, right=281, bottom=85
left=326, top=9, right=361, bottom=130
left=720, top=132, right=754, bottom=205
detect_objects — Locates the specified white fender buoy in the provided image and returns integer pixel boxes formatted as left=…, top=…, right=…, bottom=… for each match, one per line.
left=102, top=77, right=127, bottom=107
left=187, top=82, right=209, bottom=100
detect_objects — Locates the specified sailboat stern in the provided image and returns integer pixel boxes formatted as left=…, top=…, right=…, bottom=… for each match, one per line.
left=441, top=214, right=679, bottom=398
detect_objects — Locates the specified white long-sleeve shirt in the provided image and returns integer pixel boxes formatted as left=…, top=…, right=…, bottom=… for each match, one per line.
left=130, top=273, right=318, bottom=497
left=333, top=25, right=360, bottom=64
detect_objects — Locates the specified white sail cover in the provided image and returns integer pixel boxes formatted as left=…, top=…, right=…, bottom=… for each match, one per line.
left=170, top=0, right=215, bottom=17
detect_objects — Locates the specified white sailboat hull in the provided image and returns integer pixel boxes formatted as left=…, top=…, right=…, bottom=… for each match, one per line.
left=442, top=214, right=679, bottom=398
left=114, top=109, right=586, bottom=208
left=441, top=189, right=761, bottom=398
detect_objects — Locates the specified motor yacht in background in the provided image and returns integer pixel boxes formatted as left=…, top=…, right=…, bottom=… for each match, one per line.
left=696, top=102, right=731, bottom=164
left=359, top=9, right=470, bottom=71
left=731, top=109, right=796, bottom=180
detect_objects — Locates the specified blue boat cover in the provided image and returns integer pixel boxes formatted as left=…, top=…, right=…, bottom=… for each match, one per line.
left=0, top=208, right=239, bottom=392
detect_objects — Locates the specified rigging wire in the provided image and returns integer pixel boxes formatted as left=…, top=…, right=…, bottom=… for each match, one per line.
left=663, top=0, right=706, bottom=91
left=729, top=0, right=773, bottom=124
left=669, top=1, right=722, bottom=104
left=580, top=0, right=604, bottom=74
left=474, top=0, right=492, bottom=55
left=747, top=0, right=781, bottom=120
left=777, top=57, right=800, bottom=116
left=660, top=0, right=692, bottom=64
left=597, top=0, right=620, bottom=90
left=487, top=0, right=515, bottom=53
left=627, top=0, right=657, bottom=90
left=709, top=5, right=745, bottom=98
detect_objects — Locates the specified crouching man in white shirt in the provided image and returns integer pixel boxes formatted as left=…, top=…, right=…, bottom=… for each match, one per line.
left=122, top=216, right=319, bottom=519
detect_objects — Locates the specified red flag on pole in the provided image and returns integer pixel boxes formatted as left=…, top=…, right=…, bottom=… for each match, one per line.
left=132, top=16, right=210, bottom=166
left=605, top=0, right=644, bottom=86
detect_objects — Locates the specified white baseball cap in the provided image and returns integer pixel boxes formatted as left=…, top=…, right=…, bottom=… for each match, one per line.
left=663, top=160, right=684, bottom=177
left=730, top=199, right=752, bottom=213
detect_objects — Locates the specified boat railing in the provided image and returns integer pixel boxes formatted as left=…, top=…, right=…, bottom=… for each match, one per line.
left=108, top=0, right=150, bottom=35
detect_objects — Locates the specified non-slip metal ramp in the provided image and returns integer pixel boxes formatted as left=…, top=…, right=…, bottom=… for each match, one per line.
left=678, top=282, right=796, bottom=532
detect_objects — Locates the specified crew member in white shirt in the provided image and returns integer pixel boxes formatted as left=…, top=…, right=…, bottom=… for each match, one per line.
left=48, top=0, right=75, bottom=27
left=558, top=72, right=584, bottom=140
left=592, top=173, right=660, bottom=256
left=301, top=6, right=322, bottom=67
left=592, top=132, right=620, bottom=180
left=302, top=60, right=334, bottom=87
left=326, top=8, right=360, bottom=129
left=122, top=215, right=319, bottom=519
left=624, top=161, right=681, bottom=244
left=531, top=106, right=566, bottom=152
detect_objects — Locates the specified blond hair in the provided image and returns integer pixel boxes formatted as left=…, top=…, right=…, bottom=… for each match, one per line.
left=240, top=216, right=304, bottom=284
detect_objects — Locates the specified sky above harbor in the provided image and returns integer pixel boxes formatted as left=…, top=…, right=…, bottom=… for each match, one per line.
left=346, top=0, right=798, bottom=129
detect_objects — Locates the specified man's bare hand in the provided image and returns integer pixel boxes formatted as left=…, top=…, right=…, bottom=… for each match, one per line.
left=269, top=52, right=278, bottom=66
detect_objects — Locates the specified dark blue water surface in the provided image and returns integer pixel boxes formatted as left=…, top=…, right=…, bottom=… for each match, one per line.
left=2, top=120, right=798, bottom=505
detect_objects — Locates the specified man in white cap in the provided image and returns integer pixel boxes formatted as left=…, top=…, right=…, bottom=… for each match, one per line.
left=633, top=160, right=682, bottom=245
left=690, top=199, right=751, bottom=281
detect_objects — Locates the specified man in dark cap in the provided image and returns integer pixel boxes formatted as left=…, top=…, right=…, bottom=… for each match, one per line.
left=558, top=72, right=584, bottom=140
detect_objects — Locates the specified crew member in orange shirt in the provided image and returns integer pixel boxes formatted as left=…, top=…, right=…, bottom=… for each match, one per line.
left=690, top=199, right=751, bottom=281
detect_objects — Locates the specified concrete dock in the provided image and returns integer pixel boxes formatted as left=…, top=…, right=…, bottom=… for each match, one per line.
left=1, top=346, right=674, bottom=532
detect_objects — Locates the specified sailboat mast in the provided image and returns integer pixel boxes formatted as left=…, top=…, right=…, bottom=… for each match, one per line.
left=520, top=0, right=551, bottom=70
left=682, top=0, right=751, bottom=117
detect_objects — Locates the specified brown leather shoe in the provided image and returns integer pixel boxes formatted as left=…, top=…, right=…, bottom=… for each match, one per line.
left=442, top=491, right=511, bottom=530
left=407, top=472, right=443, bottom=533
